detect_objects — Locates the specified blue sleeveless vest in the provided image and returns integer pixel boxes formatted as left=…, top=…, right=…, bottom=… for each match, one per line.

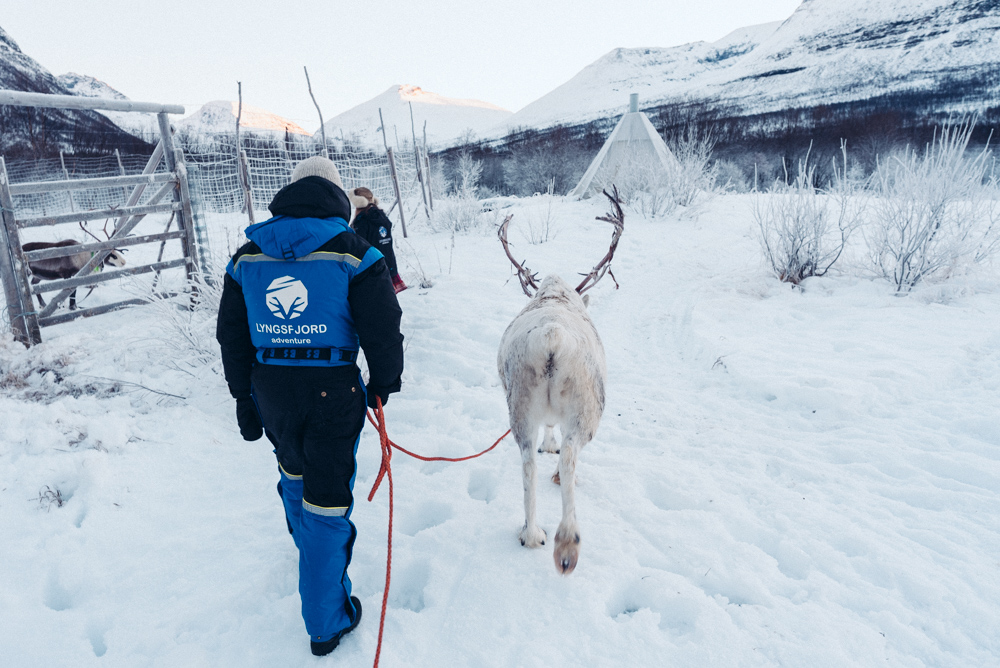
left=226, top=216, right=383, bottom=367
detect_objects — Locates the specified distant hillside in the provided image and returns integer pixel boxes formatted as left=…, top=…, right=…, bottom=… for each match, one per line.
left=490, top=0, right=1000, bottom=141
left=447, top=0, right=1000, bottom=196
left=320, top=84, right=512, bottom=150
left=0, top=26, right=151, bottom=159
left=56, top=72, right=162, bottom=140
left=178, top=100, right=311, bottom=139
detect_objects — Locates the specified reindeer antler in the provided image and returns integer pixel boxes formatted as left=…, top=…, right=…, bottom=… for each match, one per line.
left=575, top=187, right=625, bottom=294
left=498, top=214, right=539, bottom=297
left=79, top=221, right=105, bottom=243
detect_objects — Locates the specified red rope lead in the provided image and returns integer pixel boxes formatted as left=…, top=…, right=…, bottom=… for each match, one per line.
left=365, top=397, right=509, bottom=668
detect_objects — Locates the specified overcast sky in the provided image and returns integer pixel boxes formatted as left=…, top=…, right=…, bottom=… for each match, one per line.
left=5, top=1, right=802, bottom=129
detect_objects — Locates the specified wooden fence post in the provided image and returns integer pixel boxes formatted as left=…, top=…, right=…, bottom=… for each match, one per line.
left=386, top=147, right=407, bottom=238
left=173, top=148, right=200, bottom=281
left=425, top=152, right=434, bottom=211
left=59, top=150, right=76, bottom=213
left=239, top=149, right=255, bottom=225
left=422, top=120, right=434, bottom=212
left=0, top=157, right=42, bottom=345
left=114, top=148, right=130, bottom=202
left=408, top=102, right=431, bottom=220
left=158, top=114, right=197, bottom=270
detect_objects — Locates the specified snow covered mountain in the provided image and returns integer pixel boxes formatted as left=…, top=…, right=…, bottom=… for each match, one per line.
left=491, top=0, right=1000, bottom=139
left=0, top=25, right=149, bottom=157
left=178, top=100, right=310, bottom=138
left=500, top=22, right=784, bottom=133
left=320, top=84, right=512, bottom=149
left=56, top=72, right=162, bottom=139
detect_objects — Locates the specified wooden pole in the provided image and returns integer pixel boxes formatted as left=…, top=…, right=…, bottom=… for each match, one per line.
left=236, top=83, right=254, bottom=225
left=235, top=82, right=243, bottom=159
left=304, top=66, right=329, bottom=158
left=386, top=147, right=407, bottom=238
left=378, top=108, right=390, bottom=152
left=239, top=149, right=255, bottom=225
left=59, top=150, right=76, bottom=212
left=423, top=120, right=433, bottom=210
left=0, top=88, right=184, bottom=114
left=112, top=139, right=164, bottom=233
left=425, top=153, right=434, bottom=212
left=114, top=148, right=129, bottom=202
left=409, top=102, right=430, bottom=219
left=173, top=148, right=201, bottom=281
left=9, top=171, right=173, bottom=196
left=0, top=157, right=42, bottom=345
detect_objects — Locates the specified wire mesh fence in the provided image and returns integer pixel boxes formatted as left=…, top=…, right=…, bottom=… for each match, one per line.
left=3, top=133, right=431, bottom=269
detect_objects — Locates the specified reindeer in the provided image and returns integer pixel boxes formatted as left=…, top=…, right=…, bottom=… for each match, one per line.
left=497, top=189, right=624, bottom=575
left=23, top=222, right=126, bottom=310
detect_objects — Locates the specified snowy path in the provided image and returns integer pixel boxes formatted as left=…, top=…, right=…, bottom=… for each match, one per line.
left=1, top=195, right=998, bottom=666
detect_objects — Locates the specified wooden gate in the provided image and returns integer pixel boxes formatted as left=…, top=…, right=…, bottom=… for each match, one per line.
left=0, top=90, right=198, bottom=347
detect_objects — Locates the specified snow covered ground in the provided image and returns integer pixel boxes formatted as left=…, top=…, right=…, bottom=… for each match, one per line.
left=1, top=194, right=998, bottom=666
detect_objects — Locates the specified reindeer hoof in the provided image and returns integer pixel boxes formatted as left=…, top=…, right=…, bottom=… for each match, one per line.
left=519, top=524, right=547, bottom=549
left=553, top=529, right=581, bottom=575
left=551, top=471, right=561, bottom=485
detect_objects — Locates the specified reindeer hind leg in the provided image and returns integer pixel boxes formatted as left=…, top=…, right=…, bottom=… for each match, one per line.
left=512, top=415, right=546, bottom=548
left=553, top=432, right=581, bottom=575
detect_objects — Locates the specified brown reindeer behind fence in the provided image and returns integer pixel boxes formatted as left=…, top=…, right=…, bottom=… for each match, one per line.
left=24, top=223, right=126, bottom=310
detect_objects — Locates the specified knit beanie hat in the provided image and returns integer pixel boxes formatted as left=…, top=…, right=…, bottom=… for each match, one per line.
left=290, top=156, right=343, bottom=188
left=349, top=186, right=379, bottom=210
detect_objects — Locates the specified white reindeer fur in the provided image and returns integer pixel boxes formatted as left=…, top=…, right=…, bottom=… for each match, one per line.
left=497, top=275, right=606, bottom=574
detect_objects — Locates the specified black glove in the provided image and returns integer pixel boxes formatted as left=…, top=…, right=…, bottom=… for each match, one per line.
left=236, top=397, right=263, bottom=441
left=366, top=387, right=389, bottom=410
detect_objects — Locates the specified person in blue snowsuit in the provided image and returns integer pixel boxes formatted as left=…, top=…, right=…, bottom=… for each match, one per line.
left=216, top=156, right=404, bottom=656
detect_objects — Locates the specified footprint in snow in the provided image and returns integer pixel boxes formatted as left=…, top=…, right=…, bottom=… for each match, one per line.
left=397, top=500, right=453, bottom=536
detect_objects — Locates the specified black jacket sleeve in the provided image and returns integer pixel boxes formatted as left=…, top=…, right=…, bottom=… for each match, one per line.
left=216, top=272, right=256, bottom=399
left=372, top=209, right=399, bottom=277
left=348, top=257, right=404, bottom=397
left=354, top=208, right=399, bottom=277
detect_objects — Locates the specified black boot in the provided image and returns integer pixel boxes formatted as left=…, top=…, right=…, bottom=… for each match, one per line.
left=310, top=596, right=362, bottom=657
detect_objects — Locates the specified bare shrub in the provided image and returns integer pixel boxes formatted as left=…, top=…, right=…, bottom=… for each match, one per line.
left=34, top=486, right=66, bottom=511
left=395, top=239, right=435, bottom=289
left=714, top=159, right=750, bottom=193
left=595, top=125, right=718, bottom=218
left=598, top=154, right=678, bottom=218
left=523, top=181, right=558, bottom=245
left=864, top=121, right=999, bottom=291
left=754, top=143, right=865, bottom=284
left=432, top=152, right=494, bottom=234
left=136, top=272, right=224, bottom=377
left=664, top=126, right=718, bottom=207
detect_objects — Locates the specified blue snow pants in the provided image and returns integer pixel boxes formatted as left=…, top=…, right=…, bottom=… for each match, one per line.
left=252, top=363, right=366, bottom=643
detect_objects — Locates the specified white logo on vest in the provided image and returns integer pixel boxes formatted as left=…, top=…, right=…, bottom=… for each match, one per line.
left=266, top=276, right=308, bottom=319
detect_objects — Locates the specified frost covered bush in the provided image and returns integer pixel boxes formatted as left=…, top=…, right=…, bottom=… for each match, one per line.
left=600, top=155, right=678, bottom=218
left=714, top=159, right=750, bottom=193
left=664, top=126, right=718, bottom=207
left=754, top=144, right=864, bottom=285
left=864, top=121, right=999, bottom=292
left=597, top=125, right=718, bottom=218
left=522, top=186, right=558, bottom=245
left=432, top=153, right=494, bottom=234
left=137, top=272, right=224, bottom=376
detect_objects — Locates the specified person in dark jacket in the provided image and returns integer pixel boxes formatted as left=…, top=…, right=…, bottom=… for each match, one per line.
left=216, top=156, right=404, bottom=657
left=348, top=187, right=407, bottom=293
